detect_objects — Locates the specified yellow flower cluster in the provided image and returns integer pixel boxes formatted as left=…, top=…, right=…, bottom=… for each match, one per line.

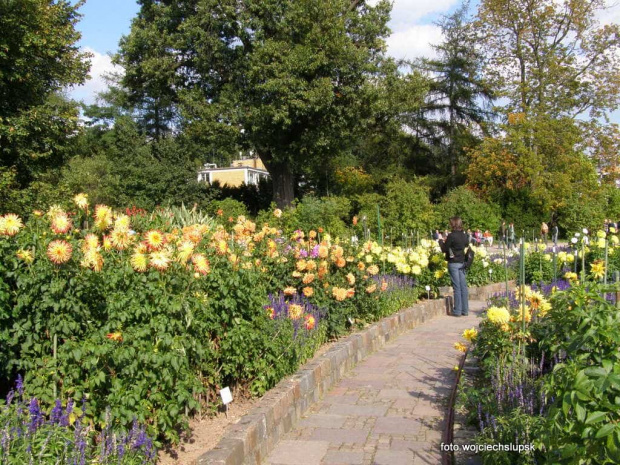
left=462, top=327, right=478, bottom=342
left=486, top=306, right=511, bottom=325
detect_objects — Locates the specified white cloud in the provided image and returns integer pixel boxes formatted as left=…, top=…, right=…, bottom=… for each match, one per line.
left=599, top=0, right=620, bottom=25
left=388, top=0, right=460, bottom=26
left=69, top=47, right=122, bottom=104
left=386, top=24, right=443, bottom=60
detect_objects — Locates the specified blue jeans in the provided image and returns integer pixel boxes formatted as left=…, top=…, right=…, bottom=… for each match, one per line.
left=448, top=262, right=469, bottom=316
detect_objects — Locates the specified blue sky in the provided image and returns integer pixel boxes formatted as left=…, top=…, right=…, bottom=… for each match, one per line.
left=69, top=0, right=620, bottom=125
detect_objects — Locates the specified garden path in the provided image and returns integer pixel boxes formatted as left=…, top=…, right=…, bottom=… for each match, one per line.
left=264, top=300, right=487, bottom=465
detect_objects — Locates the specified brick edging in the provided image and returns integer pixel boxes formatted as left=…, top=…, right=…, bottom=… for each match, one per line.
left=195, top=281, right=512, bottom=465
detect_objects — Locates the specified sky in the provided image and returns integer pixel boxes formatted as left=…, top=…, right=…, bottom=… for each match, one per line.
left=70, top=0, right=620, bottom=124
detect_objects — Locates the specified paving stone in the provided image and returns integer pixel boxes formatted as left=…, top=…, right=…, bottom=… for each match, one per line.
left=309, top=428, right=370, bottom=444
left=321, top=450, right=365, bottom=465
left=268, top=440, right=330, bottom=465
left=373, top=417, right=422, bottom=435
left=372, top=449, right=414, bottom=465
left=298, top=414, right=347, bottom=428
left=328, top=404, right=389, bottom=417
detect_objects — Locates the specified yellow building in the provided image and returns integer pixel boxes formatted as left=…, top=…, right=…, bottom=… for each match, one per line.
left=197, top=158, right=270, bottom=187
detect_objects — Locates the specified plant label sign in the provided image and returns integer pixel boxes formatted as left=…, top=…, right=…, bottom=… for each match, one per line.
left=220, top=387, right=233, bottom=405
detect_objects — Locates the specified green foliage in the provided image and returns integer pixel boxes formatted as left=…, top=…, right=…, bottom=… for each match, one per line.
left=523, top=251, right=554, bottom=285
left=381, top=179, right=436, bottom=235
left=436, top=186, right=500, bottom=232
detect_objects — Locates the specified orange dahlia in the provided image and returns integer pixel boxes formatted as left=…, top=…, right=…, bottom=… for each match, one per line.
left=318, top=245, right=329, bottom=259
left=283, top=286, right=297, bottom=296
left=346, top=288, right=355, bottom=298
left=266, top=306, right=275, bottom=319
left=47, top=240, right=73, bottom=265
left=366, top=284, right=377, bottom=294
left=332, top=287, right=348, bottom=301
left=346, top=273, right=356, bottom=285
left=303, top=287, right=314, bottom=297
left=304, top=314, right=316, bottom=330
left=302, top=273, right=315, bottom=284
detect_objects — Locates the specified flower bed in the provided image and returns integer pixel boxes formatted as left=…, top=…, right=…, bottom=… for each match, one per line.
left=0, top=198, right=510, bottom=452
left=459, top=279, right=620, bottom=464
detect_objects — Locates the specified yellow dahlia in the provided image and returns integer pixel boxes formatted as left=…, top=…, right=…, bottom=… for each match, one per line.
left=150, top=251, right=171, bottom=271
left=144, top=230, right=165, bottom=251
left=305, top=260, right=317, bottom=271
left=1, top=214, right=24, bottom=236
left=366, top=284, right=377, bottom=294
left=83, top=233, right=99, bottom=251
left=302, top=273, right=315, bottom=284
left=50, top=213, right=72, bottom=234
left=357, top=262, right=366, bottom=271
left=176, top=240, right=195, bottom=263
left=367, top=265, right=379, bottom=276
left=94, top=205, right=113, bottom=231
left=590, top=260, right=605, bottom=280
left=110, top=229, right=132, bottom=250
left=454, top=342, right=467, bottom=353
left=308, top=230, right=317, bottom=239
left=216, top=240, right=229, bottom=255
left=73, top=193, right=89, bottom=210
left=47, top=240, right=73, bottom=265
left=346, top=273, right=356, bottom=285
left=332, top=287, right=348, bottom=301
left=564, top=271, right=578, bottom=281
left=114, top=214, right=131, bottom=231
left=303, top=287, right=314, bottom=297
left=486, top=306, right=511, bottom=325
left=273, top=208, right=282, bottom=218
left=462, top=328, right=478, bottom=342
left=296, top=259, right=307, bottom=272
left=81, top=248, right=103, bottom=272
left=292, top=270, right=302, bottom=278
left=304, top=314, right=316, bottom=330
left=16, top=249, right=34, bottom=264
left=130, top=253, right=149, bottom=272
left=288, top=304, right=303, bottom=320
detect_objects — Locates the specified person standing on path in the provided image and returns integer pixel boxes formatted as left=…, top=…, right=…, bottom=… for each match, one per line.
left=438, top=216, right=469, bottom=317
left=508, top=222, right=515, bottom=250
left=551, top=223, right=559, bottom=246
left=541, top=222, right=549, bottom=244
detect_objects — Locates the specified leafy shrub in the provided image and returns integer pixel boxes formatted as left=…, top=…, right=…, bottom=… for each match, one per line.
left=436, top=186, right=501, bottom=232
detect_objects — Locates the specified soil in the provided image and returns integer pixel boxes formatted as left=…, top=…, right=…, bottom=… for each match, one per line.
left=156, top=340, right=337, bottom=464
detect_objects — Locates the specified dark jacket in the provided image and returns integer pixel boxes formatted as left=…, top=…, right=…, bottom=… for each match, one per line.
left=439, top=230, right=469, bottom=263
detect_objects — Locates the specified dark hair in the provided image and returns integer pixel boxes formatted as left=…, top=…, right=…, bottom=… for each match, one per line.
left=449, top=216, right=463, bottom=231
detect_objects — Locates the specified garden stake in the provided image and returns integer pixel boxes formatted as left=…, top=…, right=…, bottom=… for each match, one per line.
left=581, top=239, right=586, bottom=283
left=520, top=237, right=526, bottom=336
left=503, top=240, right=509, bottom=306
left=376, top=205, right=382, bottom=246
left=604, top=238, right=609, bottom=285
left=53, top=333, right=57, bottom=398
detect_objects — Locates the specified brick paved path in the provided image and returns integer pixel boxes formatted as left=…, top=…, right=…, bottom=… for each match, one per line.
left=265, top=300, right=487, bottom=465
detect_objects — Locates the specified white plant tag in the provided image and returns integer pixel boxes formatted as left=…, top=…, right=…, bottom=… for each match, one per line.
left=220, top=387, right=233, bottom=405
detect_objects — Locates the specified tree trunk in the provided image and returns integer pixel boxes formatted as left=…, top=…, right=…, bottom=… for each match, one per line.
left=260, top=153, right=295, bottom=208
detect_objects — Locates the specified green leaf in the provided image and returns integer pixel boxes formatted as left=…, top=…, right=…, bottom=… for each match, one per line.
left=596, top=423, right=615, bottom=439
left=585, top=411, right=607, bottom=425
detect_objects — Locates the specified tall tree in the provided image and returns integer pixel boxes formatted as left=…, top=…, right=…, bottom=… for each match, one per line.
left=0, top=0, right=90, bottom=190
left=418, top=3, right=494, bottom=189
left=474, top=0, right=620, bottom=119
left=117, top=0, right=393, bottom=208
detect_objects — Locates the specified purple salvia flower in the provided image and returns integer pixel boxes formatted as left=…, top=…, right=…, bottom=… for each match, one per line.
left=61, top=399, right=74, bottom=427
left=50, top=399, right=63, bottom=425
left=15, top=375, right=24, bottom=397
left=27, top=398, right=42, bottom=434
